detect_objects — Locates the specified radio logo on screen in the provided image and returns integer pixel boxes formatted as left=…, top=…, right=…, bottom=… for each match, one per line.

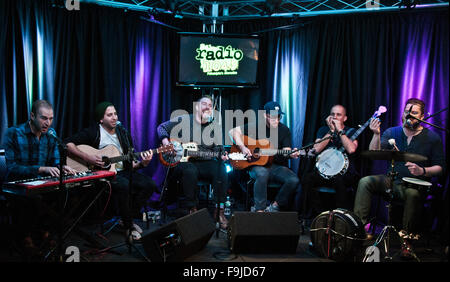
left=195, top=44, right=243, bottom=76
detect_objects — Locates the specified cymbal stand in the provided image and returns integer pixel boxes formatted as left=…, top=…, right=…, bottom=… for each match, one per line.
left=363, top=158, right=420, bottom=262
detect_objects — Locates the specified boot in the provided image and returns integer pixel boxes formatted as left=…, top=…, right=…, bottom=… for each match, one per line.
left=213, top=207, right=228, bottom=230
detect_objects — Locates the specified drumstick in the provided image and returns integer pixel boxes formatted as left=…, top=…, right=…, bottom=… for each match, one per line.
left=388, top=139, right=399, bottom=151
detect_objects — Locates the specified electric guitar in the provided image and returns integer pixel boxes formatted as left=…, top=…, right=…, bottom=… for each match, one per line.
left=67, top=144, right=174, bottom=173
left=229, top=135, right=309, bottom=170
left=158, top=140, right=247, bottom=167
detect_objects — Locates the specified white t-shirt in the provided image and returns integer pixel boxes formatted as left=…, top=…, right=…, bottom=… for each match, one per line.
left=99, top=124, right=124, bottom=171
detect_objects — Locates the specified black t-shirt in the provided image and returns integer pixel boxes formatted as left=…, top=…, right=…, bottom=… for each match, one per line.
left=240, top=122, right=292, bottom=167
left=157, top=114, right=223, bottom=160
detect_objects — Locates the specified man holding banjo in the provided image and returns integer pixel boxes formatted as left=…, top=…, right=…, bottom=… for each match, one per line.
left=300, top=104, right=360, bottom=219
left=353, top=98, right=445, bottom=259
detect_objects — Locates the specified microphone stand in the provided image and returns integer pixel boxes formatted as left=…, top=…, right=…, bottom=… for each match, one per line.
left=94, top=126, right=151, bottom=262
left=43, top=133, right=68, bottom=262
left=408, top=115, right=449, bottom=133
left=158, top=156, right=174, bottom=226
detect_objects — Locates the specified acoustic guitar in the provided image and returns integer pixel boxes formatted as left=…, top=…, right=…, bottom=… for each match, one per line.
left=67, top=144, right=174, bottom=172
left=229, top=135, right=308, bottom=170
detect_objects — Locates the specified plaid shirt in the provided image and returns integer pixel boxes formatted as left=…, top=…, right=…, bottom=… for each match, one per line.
left=2, top=121, right=60, bottom=181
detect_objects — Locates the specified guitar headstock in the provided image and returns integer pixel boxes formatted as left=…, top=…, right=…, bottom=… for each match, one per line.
left=373, top=106, right=387, bottom=118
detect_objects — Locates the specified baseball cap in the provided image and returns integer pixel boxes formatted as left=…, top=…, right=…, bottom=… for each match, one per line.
left=263, top=101, right=285, bottom=115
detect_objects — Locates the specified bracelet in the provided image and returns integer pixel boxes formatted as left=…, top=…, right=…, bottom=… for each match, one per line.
left=421, top=166, right=426, bottom=176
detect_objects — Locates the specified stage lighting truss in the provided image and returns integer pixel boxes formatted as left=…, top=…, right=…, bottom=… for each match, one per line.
left=81, top=0, right=448, bottom=21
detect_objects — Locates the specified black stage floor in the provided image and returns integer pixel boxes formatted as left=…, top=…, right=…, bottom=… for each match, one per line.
left=1, top=204, right=447, bottom=265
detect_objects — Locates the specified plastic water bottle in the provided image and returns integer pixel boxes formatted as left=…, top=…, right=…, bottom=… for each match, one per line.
left=224, top=196, right=232, bottom=217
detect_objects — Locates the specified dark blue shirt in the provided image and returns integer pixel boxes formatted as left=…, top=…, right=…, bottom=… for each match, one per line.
left=2, top=122, right=60, bottom=181
left=381, top=126, right=445, bottom=181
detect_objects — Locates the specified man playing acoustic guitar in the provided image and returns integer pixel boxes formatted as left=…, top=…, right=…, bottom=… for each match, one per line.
left=65, top=102, right=158, bottom=240
left=229, top=101, right=301, bottom=212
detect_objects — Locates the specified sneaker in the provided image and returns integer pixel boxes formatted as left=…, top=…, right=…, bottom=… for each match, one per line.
left=126, top=228, right=142, bottom=242
left=265, top=202, right=280, bottom=212
left=250, top=206, right=265, bottom=212
left=400, top=240, right=414, bottom=260
left=118, top=219, right=143, bottom=234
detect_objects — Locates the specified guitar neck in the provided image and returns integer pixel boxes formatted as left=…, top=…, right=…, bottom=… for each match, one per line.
left=261, top=149, right=296, bottom=156
left=349, top=118, right=372, bottom=141
left=108, top=148, right=158, bottom=163
left=186, top=150, right=220, bottom=159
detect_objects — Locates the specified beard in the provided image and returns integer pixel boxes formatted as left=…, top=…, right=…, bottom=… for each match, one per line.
left=403, top=118, right=419, bottom=130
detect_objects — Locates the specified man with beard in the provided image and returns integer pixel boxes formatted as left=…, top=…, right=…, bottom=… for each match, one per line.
left=157, top=95, right=230, bottom=229
left=65, top=102, right=157, bottom=241
left=353, top=98, right=445, bottom=259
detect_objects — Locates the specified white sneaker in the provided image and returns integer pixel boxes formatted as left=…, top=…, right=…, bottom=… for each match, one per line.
left=118, top=219, right=143, bottom=234
left=126, top=229, right=142, bottom=241
left=131, top=230, right=142, bottom=241
left=132, top=223, right=143, bottom=234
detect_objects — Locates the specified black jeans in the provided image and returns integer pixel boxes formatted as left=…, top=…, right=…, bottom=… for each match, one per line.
left=248, top=164, right=299, bottom=211
left=110, top=170, right=157, bottom=229
left=300, top=170, right=358, bottom=218
left=171, top=160, right=228, bottom=209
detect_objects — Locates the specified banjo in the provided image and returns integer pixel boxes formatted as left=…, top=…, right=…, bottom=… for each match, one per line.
left=315, top=106, right=387, bottom=179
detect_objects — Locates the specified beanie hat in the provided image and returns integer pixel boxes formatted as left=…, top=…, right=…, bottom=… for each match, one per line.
left=95, top=101, right=114, bottom=122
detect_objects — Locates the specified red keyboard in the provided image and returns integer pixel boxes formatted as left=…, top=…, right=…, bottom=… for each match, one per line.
left=3, top=170, right=116, bottom=195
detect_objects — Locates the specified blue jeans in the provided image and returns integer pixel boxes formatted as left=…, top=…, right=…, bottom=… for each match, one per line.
left=353, top=175, right=424, bottom=233
left=248, top=164, right=299, bottom=211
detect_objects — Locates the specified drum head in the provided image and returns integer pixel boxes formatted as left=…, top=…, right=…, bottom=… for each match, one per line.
left=310, top=209, right=365, bottom=261
left=402, top=177, right=432, bottom=187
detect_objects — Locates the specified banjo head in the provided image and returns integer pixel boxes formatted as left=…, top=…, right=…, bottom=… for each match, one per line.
left=316, top=148, right=348, bottom=179
left=159, top=140, right=183, bottom=166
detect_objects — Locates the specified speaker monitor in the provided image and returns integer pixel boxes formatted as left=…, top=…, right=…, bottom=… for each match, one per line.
left=142, top=208, right=215, bottom=262
left=229, top=211, right=300, bottom=254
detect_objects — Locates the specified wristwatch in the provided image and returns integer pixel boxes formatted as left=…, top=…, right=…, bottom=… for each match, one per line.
left=338, top=130, right=346, bottom=137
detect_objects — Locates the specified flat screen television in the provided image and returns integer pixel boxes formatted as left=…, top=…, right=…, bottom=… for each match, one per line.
left=176, top=32, right=260, bottom=88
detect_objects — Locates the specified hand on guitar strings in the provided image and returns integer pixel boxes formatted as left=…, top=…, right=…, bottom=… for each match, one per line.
left=239, top=145, right=253, bottom=160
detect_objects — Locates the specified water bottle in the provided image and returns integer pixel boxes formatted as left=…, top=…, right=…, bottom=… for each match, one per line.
left=224, top=196, right=232, bottom=217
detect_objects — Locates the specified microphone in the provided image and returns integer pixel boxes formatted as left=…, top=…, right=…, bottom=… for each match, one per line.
left=405, top=105, right=414, bottom=126
left=47, top=128, right=64, bottom=144
left=388, top=138, right=399, bottom=151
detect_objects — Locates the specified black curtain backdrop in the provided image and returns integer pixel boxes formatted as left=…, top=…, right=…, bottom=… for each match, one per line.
left=0, top=1, right=448, bottom=199
left=0, top=0, right=201, bottom=185
left=225, top=9, right=449, bottom=184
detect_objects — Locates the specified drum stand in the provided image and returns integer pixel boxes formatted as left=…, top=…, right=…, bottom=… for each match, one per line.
left=363, top=159, right=420, bottom=262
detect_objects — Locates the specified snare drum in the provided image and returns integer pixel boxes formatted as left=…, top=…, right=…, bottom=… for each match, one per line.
left=402, top=177, right=432, bottom=193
